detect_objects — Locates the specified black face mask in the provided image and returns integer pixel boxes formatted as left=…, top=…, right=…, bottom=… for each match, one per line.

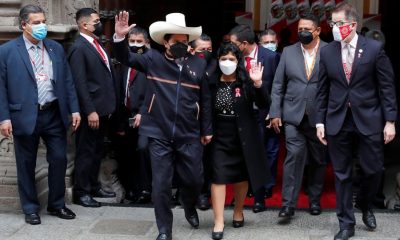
left=298, top=31, right=314, bottom=45
left=92, top=22, right=103, bottom=37
left=169, top=42, right=188, bottom=59
left=129, top=45, right=146, bottom=54
left=195, top=50, right=212, bottom=63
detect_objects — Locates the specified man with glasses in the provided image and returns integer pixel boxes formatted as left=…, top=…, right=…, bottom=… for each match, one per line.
left=229, top=24, right=280, bottom=213
left=316, top=3, right=397, bottom=239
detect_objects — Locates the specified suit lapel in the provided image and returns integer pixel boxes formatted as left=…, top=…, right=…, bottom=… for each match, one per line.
left=333, top=41, right=348, bottom=84
left=295, top=43, right=308, bottom=83
left=79, top=35, right=110, bottom=71
left=349, top=36, right=365, bottom=83
left=43, top=40, right=58, bottom=83
left=308, top=42, right=323, bottom=82
left=16, top=36, right=36, bottom=81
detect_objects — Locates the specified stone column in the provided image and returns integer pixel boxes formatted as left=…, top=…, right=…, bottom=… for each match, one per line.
left=0, top=0, right=98, bottom=211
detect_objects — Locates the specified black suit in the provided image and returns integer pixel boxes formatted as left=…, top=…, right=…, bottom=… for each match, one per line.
left=111, top=63, right=151, bottom=196
left=316, top=35, right=397, bottom=230
left=68, top=34, right=116, bottom=197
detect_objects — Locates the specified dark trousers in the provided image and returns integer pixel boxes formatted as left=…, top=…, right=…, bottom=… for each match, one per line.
left=281, top=115, right=327, bottom=208
left=254, top=110, right=280, bottom=203
left=149, top=138, right=204, bottom=235
left=137, top=135, right=152, bottom=192
left=327, top=110, right=384, bottom=230
left=200, top=144, right=213, bottom=196
left=74, top=116, right=109, bottom=196
left=112, top=127, right=138, bottom=193
left=13, top=106, right=67, bottom=214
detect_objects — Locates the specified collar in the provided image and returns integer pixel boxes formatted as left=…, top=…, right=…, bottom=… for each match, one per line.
left=23, top=34, right=43, bottom=50
left=341, top=33, right=358, bottom=49
left=80, top=32, right=97, bottom=44
left=246, top=44, right=258, bottom=59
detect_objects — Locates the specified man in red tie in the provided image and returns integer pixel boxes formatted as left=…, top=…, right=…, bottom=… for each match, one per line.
left=229, top=24, right=280, bottom=213
left=68, top=8, right=117, bottom=208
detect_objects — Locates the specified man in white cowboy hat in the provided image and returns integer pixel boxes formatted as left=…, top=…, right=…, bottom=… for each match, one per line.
left=113, top=11, right=213, bottom=240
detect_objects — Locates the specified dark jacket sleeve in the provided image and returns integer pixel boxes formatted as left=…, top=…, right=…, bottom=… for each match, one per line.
left=315, top=48, right=330, bottom=125
left=61, top=47, right=80, bottom=114
left=67, top=46, right=96, bottom=115
left=200, top=72, right=213, bottom=136
left=130, top=72, right=148, bottom=116
left=252, top=82, right=270, bottom=109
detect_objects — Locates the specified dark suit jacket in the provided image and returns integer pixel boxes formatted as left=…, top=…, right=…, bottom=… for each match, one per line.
left=257, top=45, right=281, bottom=94
left=67, top=35, right=116, bottom=117
left=269, top=41, right=327, bottom=126
left=0, top=35, right=80, bottom=135
left=316, top=35, right=397, bottom=135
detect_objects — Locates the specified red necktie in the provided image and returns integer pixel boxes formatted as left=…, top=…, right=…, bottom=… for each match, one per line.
left=245, top=56, right=252, bottom=72
left=93, top=39, right=107, bottom=64
left=126, top=68, right=137, bottom=110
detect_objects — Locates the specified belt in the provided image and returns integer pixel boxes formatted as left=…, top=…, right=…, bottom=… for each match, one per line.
left=38, top=100, right=58, bottom=111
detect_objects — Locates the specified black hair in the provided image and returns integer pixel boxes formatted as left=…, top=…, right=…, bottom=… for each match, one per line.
left=19, top=4, right=45, bottom=30
left=229, top=24, right=256, bottom=44
left=128, top=26, right=149, bottom=40
left=300, top=13, right=320, bottom=27
left=75, top=8, right=98, bottom=24
left=190, top=33, right=212, bottom=48
left=216, top=43, right=250, bottom=94
left=259, top=29, right=277, bottom=39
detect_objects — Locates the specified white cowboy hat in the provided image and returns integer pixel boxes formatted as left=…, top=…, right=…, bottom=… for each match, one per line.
left=149, top=13, right=202, bottom=45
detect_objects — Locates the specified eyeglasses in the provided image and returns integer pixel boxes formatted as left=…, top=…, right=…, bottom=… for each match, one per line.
left=328, top=21, right=353, bottom=28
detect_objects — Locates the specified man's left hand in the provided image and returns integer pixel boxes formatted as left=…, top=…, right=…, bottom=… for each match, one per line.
left=384, top=121, right=396, bottom=144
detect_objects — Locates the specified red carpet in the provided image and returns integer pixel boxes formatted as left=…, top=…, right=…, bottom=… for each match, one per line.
left=225, top=137, right=337, bottom=209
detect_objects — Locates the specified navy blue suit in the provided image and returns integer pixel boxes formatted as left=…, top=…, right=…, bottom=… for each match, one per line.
left=0, top=35, right=80, bottom=214
left=253, top=46, right=281, bottom=204
left=316, top=35, right=397, bottom=230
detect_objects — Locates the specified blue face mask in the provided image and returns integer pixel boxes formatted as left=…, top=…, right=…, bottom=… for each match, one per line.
left=29, top=23, right=47, bottom=40
left=262, top=43, right=277, bottom=52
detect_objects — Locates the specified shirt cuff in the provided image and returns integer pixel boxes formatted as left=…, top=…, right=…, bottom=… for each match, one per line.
left=72, top=112, right=80, bottom=117
left=0, top=120, right=11, bottom=125
left=316, top=123, right=324, bottom=128
left=113, top=33, right=125, bottom=42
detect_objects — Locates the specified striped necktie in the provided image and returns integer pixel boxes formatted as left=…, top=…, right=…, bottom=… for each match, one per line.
left=31, top=45, right=48, bottom=105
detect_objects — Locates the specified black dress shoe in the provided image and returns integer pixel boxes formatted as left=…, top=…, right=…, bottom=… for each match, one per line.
left=47, top=206, right=76, bottom=219
left=124, top=190, right=138, bottom=202
left=309, top=203, right=322, bottom=215
left=197, top=195, right=211, bottom=211
left=185, top=208, right=199, bottom=228
left=25, top=213, right=41, bottom=225
left=334, top=228, right=355, bottom=240
left=362, top=209, right=377, bottom=230
left=137, top=190, right=152, bottom=204
left=156, top=233, right=172, bottom=240
left=74, top=194, right=101, bottom=207
left=92, top=188, right=116, bottom=198
left=278, top=206, right=294, bottom=219
left=232, top=215, right=244, bottom=228
left=252, top=201, right=266, bottom=213
left=394, top=203, right=400, bottom=211
left=211, top=228, right=224, bottom=240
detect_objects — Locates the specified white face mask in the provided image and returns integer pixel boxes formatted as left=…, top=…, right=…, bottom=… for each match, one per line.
left=129, top=43, right=145, bottom=47
left=262, top=43, right=277, bottom=52
left=332, top=25, right=343, bottom=42
left=219, top=60, right=237, bottom=75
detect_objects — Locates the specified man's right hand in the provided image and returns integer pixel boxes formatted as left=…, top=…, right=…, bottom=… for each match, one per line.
left=0, top=122, right=12, bottom=137
left=115, top=11, right=136, bottom=39
left=270, top=118, right=282, bottom=134
left=88, top=112, right=100, bottom=129
left=316, top=126, right=327, bottom=145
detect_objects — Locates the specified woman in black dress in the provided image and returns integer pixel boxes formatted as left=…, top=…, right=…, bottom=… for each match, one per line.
left=210, top=43, right=271, bottom=240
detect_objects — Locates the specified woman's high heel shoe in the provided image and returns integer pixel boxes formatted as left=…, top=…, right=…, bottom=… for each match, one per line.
left=211, top=227, right=224, bottom=240
left=232, top=215, right=244, bottom=228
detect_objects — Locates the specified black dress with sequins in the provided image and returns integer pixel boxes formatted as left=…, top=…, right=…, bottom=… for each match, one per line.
left=212, top=83, right=248, bottom=184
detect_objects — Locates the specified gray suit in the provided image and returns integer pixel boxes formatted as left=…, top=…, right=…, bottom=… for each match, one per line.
left=269, top=41, right=327, bottom=208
